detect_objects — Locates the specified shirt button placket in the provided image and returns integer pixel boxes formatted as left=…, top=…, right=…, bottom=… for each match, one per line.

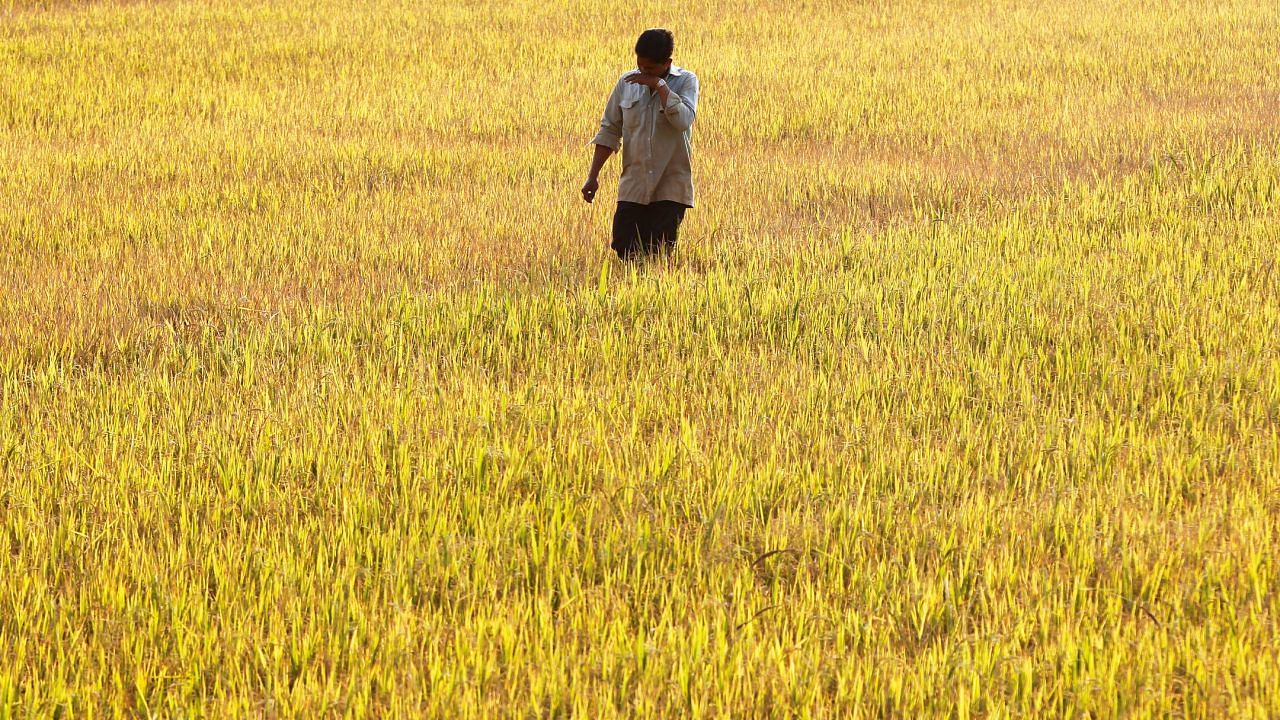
left=646, top=102, right=655, bottom=198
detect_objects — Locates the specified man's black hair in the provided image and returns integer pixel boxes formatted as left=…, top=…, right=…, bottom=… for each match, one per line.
left=635, top=28, right=674, bottom=62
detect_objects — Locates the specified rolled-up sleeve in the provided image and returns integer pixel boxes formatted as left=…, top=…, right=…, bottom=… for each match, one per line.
left=590, top=82, right=623, bottom=150
left=661, top=73, right=698, bottom=132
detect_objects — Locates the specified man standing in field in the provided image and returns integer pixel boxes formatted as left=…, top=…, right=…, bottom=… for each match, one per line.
left=581, top=28, right=699, bottom=261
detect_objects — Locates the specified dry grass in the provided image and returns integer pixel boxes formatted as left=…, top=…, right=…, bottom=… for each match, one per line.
left=1, top=0, right=1279, bottom=716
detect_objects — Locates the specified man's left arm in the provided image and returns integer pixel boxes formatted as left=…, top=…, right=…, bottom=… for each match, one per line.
left=658, top=74, right=698, bottom=132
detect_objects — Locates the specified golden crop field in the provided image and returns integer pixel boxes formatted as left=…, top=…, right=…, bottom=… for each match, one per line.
left=2, top=0, right=1278, bottom=716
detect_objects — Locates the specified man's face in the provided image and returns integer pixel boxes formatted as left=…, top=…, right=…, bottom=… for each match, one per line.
left=636, top=55, right=672, bottom=77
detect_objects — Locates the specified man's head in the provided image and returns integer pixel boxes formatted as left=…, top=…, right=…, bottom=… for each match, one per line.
left=635, top=28, right=674, bottom=77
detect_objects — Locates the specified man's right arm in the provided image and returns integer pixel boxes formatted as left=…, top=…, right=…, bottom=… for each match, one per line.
left=581, top=144, right=613, bottom=203
left=587, top=143, right=614, bottom=179
left=583, top=82, right=624, bottom=203
left=591, top=80, right=624, bottom=151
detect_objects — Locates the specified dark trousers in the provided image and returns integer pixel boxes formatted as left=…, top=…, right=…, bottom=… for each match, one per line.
left=611, top=201, right=689, bottom=260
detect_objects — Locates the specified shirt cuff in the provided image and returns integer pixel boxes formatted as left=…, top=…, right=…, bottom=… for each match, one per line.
left=662, top=91, right=683, bottom=111
left=590, top=131, right=620, bottom=151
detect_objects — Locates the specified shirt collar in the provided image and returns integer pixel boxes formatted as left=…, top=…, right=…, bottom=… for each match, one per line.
left=667, top=65, right=685, bottom=77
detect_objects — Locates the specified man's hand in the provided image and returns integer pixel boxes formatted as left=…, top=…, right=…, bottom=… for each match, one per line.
left=624, top=73, right=661, bottom=89
left=581, top=176, right=599, bottom=203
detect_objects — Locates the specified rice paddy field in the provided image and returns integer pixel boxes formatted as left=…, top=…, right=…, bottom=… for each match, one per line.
left=1, top=0, right=1279, bottom=716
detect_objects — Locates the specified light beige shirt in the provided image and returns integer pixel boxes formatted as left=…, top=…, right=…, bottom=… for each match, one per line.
left=590, top=65, right=699, bottom=207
